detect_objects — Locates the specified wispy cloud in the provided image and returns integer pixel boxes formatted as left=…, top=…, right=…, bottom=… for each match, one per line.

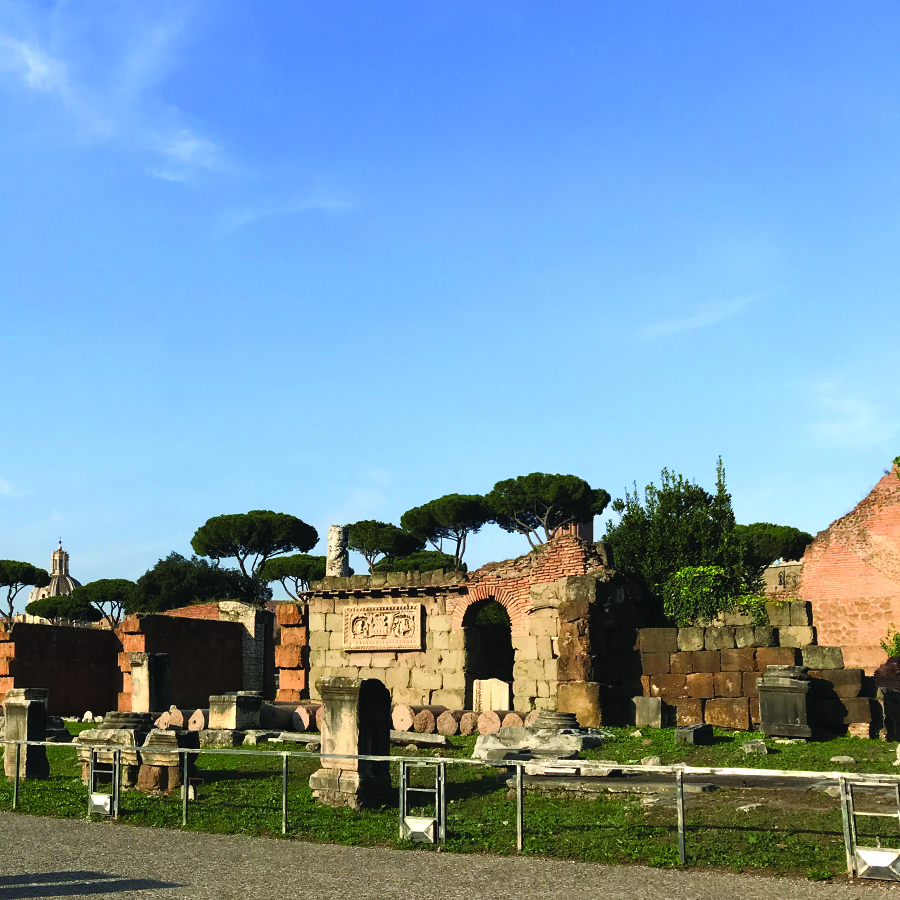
left=222, top=194, right=355, bottom=231
left=0, top=2, right=221, bottom=179
left=640, top=294, right=760, bottom=339
left=809, top=380, right=899, bottom=448
left=0, top=475, right=29, bottom=498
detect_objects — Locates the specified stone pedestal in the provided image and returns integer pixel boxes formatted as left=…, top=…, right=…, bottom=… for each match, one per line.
left=209, top=692, right=262, bottom=730
left=128, top=653, right=171, bottom=714
left=3, top=688, right=50, bottom=779
left=137, top=728, right=199, bottom=793
left=758, top=665, right=812, bottom=738
left=309, top=677, right=391, bottom=808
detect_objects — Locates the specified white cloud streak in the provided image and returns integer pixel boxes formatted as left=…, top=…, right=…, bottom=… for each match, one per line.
left=809, top=381, right=899, bottom=448
left=223, top=194, right=355, bottom=231
left=0, top=475, right=29, bottom=498
left=640, top=294, right=760, bottom=339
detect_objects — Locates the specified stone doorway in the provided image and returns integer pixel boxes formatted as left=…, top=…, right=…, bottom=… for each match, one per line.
left=463, top=599, right=514, bottom=709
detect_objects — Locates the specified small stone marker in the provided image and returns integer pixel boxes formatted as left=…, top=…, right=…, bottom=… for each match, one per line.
left=675, top=724, right=713, bottom=745
left=3, top=688, right=50, bottom=779
left=742, top=739, right=768, bottom=755
left=830, top=755, right=856, bottom=765
left=737, top=803, right=763, bottom=812
left=640, top=755, right=662, bottom=766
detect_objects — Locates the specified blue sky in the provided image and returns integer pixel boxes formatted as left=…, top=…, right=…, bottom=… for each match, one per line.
left=1, top=1, right=899, bottom=603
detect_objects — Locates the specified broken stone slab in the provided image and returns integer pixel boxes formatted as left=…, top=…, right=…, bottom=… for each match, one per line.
left=75, top=729, right=145, bottom=767
left=640, top=756, right=663, bottom=766
left=473, top=711, right=609, bottom=761
left=242, top=730, right=281, bottom=746
left=524, top=759, right=622, bottom=777
left=508, top=775, right=717, bottom=797
left=830, top=755, right=856, bottom=765
left=390, top=730, right=449, bottom=748
left=276, top=732, right=321, bottom=744
left=140, top=728, right=199, bottom=766
left=675, top=724, right=713, bottom=745
left=199, top=729, right=244, bottom=748
left=742, top=739, right=768, bottom=755
left=737, top=803, right=763, bottom=812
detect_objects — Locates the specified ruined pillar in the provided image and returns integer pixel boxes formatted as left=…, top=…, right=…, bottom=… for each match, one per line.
left=3, top=688, right=50, bottom=779
left=555, top=575, right=603, bottom=728
left=309, top=676, right=391, bottom=808
left=326, top=525, right=350, bottom=578
left=128, top=653, right=171, bottom=714
left=218, top=601, right=276, bottom=698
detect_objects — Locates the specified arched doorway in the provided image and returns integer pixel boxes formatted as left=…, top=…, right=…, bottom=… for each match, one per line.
left=462, top=598, right=514, bottom=709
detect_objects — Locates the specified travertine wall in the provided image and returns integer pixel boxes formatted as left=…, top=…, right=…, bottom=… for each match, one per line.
left=276, top=536, right=612, bottom=711
left=800, top=466, right=900, bottom=672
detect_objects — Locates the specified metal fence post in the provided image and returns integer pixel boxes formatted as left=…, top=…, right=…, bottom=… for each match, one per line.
left=675, top=768, right=686, bottom=866
left=282, top=753, right=288, bottom=836
left=398, top=759, right=407, bottom=838
left=839, top=775, right=856, bottom=878
left=113, top=749, right=121, bottom=819
left=12, top=743, right=21, bottom=810
left=516, top=762, right=524, bottom=852
left=87, top=748, right=95, bottom=816
left=181, top=750, right=189, bottom=826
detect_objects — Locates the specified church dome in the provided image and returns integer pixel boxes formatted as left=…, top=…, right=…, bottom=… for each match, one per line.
left=28, top=542, right=82, bottom=604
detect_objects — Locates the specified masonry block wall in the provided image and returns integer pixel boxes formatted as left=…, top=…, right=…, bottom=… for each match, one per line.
left=279, top=536, right=612, bottom=711
left=634, top=601, right=881, bottom=734
left=800, top=467, right=900, bottom=673
left=117, top=614, right=243, bottom=711
left=0, top=623, right=121, bottom=716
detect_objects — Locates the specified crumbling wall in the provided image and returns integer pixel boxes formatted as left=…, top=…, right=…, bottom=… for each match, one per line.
left=117, top=614, right=243, bottom=711
left=0, top=623, right=121, bottom=716
left=799, top=467, right=900, bottom=672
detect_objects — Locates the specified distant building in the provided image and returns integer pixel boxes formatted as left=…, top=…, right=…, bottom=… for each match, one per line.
left=27, top=542, right=82, bottom=605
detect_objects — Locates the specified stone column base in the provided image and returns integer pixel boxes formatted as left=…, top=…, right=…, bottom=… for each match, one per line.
left=308, top=768, right=391, bottom=809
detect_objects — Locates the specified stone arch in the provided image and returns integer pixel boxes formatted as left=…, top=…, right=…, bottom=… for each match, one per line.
left=451, top=582, right=530, bottom=635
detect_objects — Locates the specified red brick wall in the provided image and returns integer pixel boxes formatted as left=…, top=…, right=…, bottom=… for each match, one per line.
left=0, top=623, right=121, bottom=716
left=116, top=614, right=243, bottom=711
left=163, top=603, right=221, bottom=621
left=801, top=468, right=900, bottom=672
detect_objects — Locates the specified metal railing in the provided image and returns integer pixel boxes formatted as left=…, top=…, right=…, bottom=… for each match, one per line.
left=3, top=738, right=900, bottom=875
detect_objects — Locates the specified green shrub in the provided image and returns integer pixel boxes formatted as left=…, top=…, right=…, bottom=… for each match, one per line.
left=662, top=565, right=735, bottom=626
left=880, top=624, right=900, bottom=657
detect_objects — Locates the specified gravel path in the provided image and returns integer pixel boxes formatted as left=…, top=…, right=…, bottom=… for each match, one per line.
left=1, top=811, right=898, bottom=899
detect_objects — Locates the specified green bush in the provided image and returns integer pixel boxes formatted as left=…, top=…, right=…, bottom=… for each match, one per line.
left=662, top=565, right=735, bottom=626
left=880, top=624, right=900, bottom=657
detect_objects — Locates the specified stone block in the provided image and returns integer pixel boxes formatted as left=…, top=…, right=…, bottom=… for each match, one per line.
left=328, top=631, right=344, bottom=651
left=431, top=689, right=465, bottom=708
left=3, top=688, right=49, bottom=779
left=309, top=631, right=330, bottom=651
left=514, top=679, right=538, bottom=699
left=427, top=615, right=451, bottom=633
left=724, top=610, right=754, bottom=626
left=765, top=603, right=791, bottom=626
left=677, top=627, right=705, bottom=652
left=557, top=655, right=594, bottom=682
left=714, top=671, right=742, bottom=698
left=844, top=697, right=881, bottom=725
left=705, top=698, right=751, bottom=731
left=443, top=671, right=466, bottom=691
left=279, top=669, right=307, bottom=691
left=411, top=669, right=442, bottom=692
left=559, top=576, right=598, bottom=623
left=675, top=723, right=713, bottom=745
left=209, top=693, right=262, bottom=731
left=704, top=627, right=735, bottom=651
left=537, top=680, right=552, bottom=697
left=513, top=659, right=546, bottom=680
left=536, top=636, right=554, bottom=659
left=790, top=601, right=811, bottom=626
left=397, top=652, right=423, bottom=668
left=809, top=668, right=862, bottom=699
left=276, top=604, right=303, bottom=626
left=640, top=652, right=670, bottom=676
left=324, top=613, right=343, bottom=633
left=423, top=649, right=444, bottom=670
left=691, top=650, right=721, bottom=673
left=199, top=729, right=243, bottom=748
left=325, top=650, right=347, bottom=668
left=649, top=674, right=688, bottom=699
left=393, top=687, right=425, bottom=706
left=275, top=645, right=304, bottom=669
left=750, top=698, right=760, bottom=724
left=686, top=672, right=715, bottom=699
left=368, top=652, right=396, bottom=668
left=753, top=626, right=777, bottom=647
left=777, top=626, right=816, bottom=648
left=441, top=650, right=464, bottom=670
left=556, top=681, right=601, bottom=728
left=720, top=648, right=756, bottom=672
left=734, top=626, right=755, bottom=648
left=431, top=631, right=450, bottom=650
left=512, top=635, right=539, bottom=659
left=742, top=672, right=760, bottom=698
left=309, top=613, right=327, bottom=633
left=631, top=696, right=664, bottom=727
left=448, top=630, right=465, bottom=650
left=529, top=615, right=558, bottom=637
left=638, top=628, right=678, bottom=654
left=670, top=652, right=693, bottom=675
left=756, top=647, right=799, bottom=669
left=383, top=667, right=411, bottom=691
left=802, top=646, right=844, bottom=669
left=673, top=699, right=704, bottom=726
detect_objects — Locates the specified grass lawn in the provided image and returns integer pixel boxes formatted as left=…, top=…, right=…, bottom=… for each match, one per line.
left=2, top=723, right=900, bottom=881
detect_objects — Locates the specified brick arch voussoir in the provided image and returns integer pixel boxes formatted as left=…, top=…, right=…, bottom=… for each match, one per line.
left=451, top=583, right=530, bottom=635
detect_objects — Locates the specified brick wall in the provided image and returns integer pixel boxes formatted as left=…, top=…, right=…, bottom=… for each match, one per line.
left=116, top=614, right=243, bottom=711
left=801, top=467, right=900, bottom=672
left=0, top=623, right=121, bottom=716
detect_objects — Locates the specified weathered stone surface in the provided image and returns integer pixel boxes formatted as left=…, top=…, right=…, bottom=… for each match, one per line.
left=640, top=653, right=670, bottom=676
left=343, top=603, right=423, bottom=652
left=842, top=697, right=881, bottom=725
left=742, top=740, right=768, bottom=755
left=675, top=723, right=713, bottom=745
left=753, top=626, right=777, bottom=647
left=690, top=650, right=721, bottom=673
left=3, top=688, right=49, bottom=779
left=802, top=646, right=844, bottom=670
left=473, top=718, right=606, bottom=760
left=765, top=603, right=791, bottom=626
left=128, top=653, right=171, bottom=715
left=638, top=629, right=678, bottom=655
left=209, top=693, right=262, bottom=731
left=734, top=626, right=755, bottom=648
left=742, top=672, right=760, bottom=698
left=704, top=698, right=750, bottom=731
left=140, top=728, right=198, bottom=766
left=686, top=673, right=715, bottom=699
left=326, top=525, right=350, bottom=578
left=199, top=729, right=244, bottom=748
left=758, top=665, right=811, bottom=738
left=720, top=648, right=756, bottom=672
left=790, top=601, right=811, bottom=626
left=713, top=671, right=742, bottom=698
left=704, top=627, right=735, bottom=651
left=677, top=628, right=705, bottom=652
left=777, top=626, right=816, bottom=648
left=756, top=647, right=799, bottom=669
left=473, top=678, right=510, bottom=713
left=670, top=652, right=693, bottom=675
left=558, top=654, right=595, bottom=682
left=808, top=668, right=862, bottom=699
left=724, top=610, right=754, bottom=627
left=648, top=675, right=688, bottom=700
left=874, top=657, right=900, bottom=691
left=630, top=697, right=666, bottom=728
left=557, top=681, right=602, bottom=728
left=672, top=699, right=704, bottom=726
